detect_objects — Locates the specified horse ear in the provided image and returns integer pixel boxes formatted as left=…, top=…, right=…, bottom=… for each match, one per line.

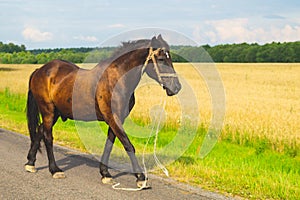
left=151, top=36, right=160, bottom=48
left=157, top=34, right=163, bottom=41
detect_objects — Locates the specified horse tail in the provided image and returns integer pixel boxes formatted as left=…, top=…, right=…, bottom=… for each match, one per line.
left=26, top=72, right=41, bottom=150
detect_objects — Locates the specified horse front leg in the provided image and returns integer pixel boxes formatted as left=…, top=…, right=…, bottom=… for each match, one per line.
left=99, top=127, right=116, bottom=184
left=108, top=114, right=148, bottom=188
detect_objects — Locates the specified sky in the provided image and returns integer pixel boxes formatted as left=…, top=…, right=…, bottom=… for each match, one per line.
left=0, top=0, right=300, bottom=49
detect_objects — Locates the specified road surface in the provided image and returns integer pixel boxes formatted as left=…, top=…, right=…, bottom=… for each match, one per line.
left=0, top=128, right=231, bottom=199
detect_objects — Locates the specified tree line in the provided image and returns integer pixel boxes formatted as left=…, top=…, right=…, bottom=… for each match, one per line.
left=0, top=42, right=26, bottom=53
left=0, top=41, right=299, bottom=64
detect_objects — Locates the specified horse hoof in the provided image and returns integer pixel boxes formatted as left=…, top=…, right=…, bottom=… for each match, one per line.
left=137, top=180, right=150, bottom=189
left=25, top=165, right=37, bottom=173
left=101, top=177, right=115, bottom=185
left=52, top=172, right=66, bottom=179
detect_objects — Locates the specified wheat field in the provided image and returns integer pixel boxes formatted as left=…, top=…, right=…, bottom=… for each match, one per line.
left=131, top=63, right=300, bottom=152
left=0, top=63, right=299, bottom=152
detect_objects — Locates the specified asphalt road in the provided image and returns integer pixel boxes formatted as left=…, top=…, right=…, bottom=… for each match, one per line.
left=0, top=128, right=231, bottom=200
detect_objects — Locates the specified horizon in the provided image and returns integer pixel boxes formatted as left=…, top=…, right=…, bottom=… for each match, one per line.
left=3, top=40, right=300, bottom=51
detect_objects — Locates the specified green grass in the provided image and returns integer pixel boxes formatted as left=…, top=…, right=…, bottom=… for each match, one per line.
left=169, top=141, right=299, bottom=199
left=0, top=88, right=299, bottom=199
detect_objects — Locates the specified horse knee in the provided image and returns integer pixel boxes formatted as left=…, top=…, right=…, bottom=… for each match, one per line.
left=40, top=127, right=53, bottom=142
left=124, top=144, right=135, bottom=153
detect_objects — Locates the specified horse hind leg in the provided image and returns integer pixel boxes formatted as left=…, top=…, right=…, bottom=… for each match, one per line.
left=25, top=125, right=44, bottom=173
left=25, top=109, right=61, bottom=175
left=25, top=89, right=43, bottom=173
left=41, top=107, right=65, bottom=179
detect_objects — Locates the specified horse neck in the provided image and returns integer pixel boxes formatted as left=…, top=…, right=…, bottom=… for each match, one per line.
left=115, top=48, right=149, bottom=90
left=93, top=48, right=149, bottom=92
left=117, top=48, right=149, bottom=74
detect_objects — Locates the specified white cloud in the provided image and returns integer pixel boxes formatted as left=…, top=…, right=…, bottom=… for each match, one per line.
left=22, top=27, right=53, bottom=42
left=73, top=35, right=99, bottom=42
left=108, top=24, right=126, bottom=28
left=193, top=18, right=300, bottom=44
left=208, top=18, right=251, bottom=43
left=272, top=25, right=300, bottom=42
left=193, top=25, right=218, bottom=44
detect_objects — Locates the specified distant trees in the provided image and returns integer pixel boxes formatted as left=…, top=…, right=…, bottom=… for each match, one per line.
left=0, top=41, right=299, bottom=64
left=170, top=46, right=212, bottom=62
left=203, top=42, right=300, bottom=62
left=0, top=42, right=26, bottom=53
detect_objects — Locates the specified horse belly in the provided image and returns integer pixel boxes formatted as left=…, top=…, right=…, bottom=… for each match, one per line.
left=55, top=95, right=105, bottom=122
left=72, top=102, right=103, bottom=121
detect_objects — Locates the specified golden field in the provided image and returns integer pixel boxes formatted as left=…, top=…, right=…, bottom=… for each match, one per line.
left=0, top=63, right=299, bottom=152
left=133, top=63, right=300, bottom=152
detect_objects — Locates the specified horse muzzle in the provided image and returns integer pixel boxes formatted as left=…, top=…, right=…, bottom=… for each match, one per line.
left=164, top=82, right=181, bottom=96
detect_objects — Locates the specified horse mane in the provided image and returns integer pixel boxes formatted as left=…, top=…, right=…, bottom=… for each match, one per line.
left=96, top=39, right=151, bottom=67
left=111, top=39, right=151, bottom=58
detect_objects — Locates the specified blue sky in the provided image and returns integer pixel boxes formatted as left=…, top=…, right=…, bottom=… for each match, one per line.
left=1, top=0, right=300, bottom=49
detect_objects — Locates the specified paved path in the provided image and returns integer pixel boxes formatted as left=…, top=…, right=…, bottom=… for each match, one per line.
left=0, top=128, right=230, bottom=199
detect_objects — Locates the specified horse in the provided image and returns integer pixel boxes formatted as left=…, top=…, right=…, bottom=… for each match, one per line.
left=24, top=34, right=182, bottom=188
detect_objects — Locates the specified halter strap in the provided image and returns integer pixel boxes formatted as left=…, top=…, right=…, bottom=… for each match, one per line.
left=142, top=47, right=178, bottom=84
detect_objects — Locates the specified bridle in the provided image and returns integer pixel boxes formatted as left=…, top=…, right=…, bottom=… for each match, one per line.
left=142, top=47, right=178, bottom=85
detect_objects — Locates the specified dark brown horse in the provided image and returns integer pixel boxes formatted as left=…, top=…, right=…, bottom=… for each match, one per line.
left=25, top=35, right=181, bottom=188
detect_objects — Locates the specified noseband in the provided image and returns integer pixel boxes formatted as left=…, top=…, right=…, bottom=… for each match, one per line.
left=142, top=47, right=178, bottom=85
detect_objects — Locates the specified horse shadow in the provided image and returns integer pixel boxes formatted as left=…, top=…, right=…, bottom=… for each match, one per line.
left=36, top=152, right=132, bottom=179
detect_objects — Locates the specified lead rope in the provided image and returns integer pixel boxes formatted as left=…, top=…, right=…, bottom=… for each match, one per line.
left=112, top=48, right=169, bottom=191
left=151, top=97, right=169, bottom=176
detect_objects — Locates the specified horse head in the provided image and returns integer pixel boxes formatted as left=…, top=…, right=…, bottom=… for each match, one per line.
left=143, top=35, right=182, bottom=96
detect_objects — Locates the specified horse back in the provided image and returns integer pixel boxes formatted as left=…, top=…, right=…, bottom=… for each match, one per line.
left=30, top=59, right=78, bottom=89
left=29, top=60, right=80, bottom=116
